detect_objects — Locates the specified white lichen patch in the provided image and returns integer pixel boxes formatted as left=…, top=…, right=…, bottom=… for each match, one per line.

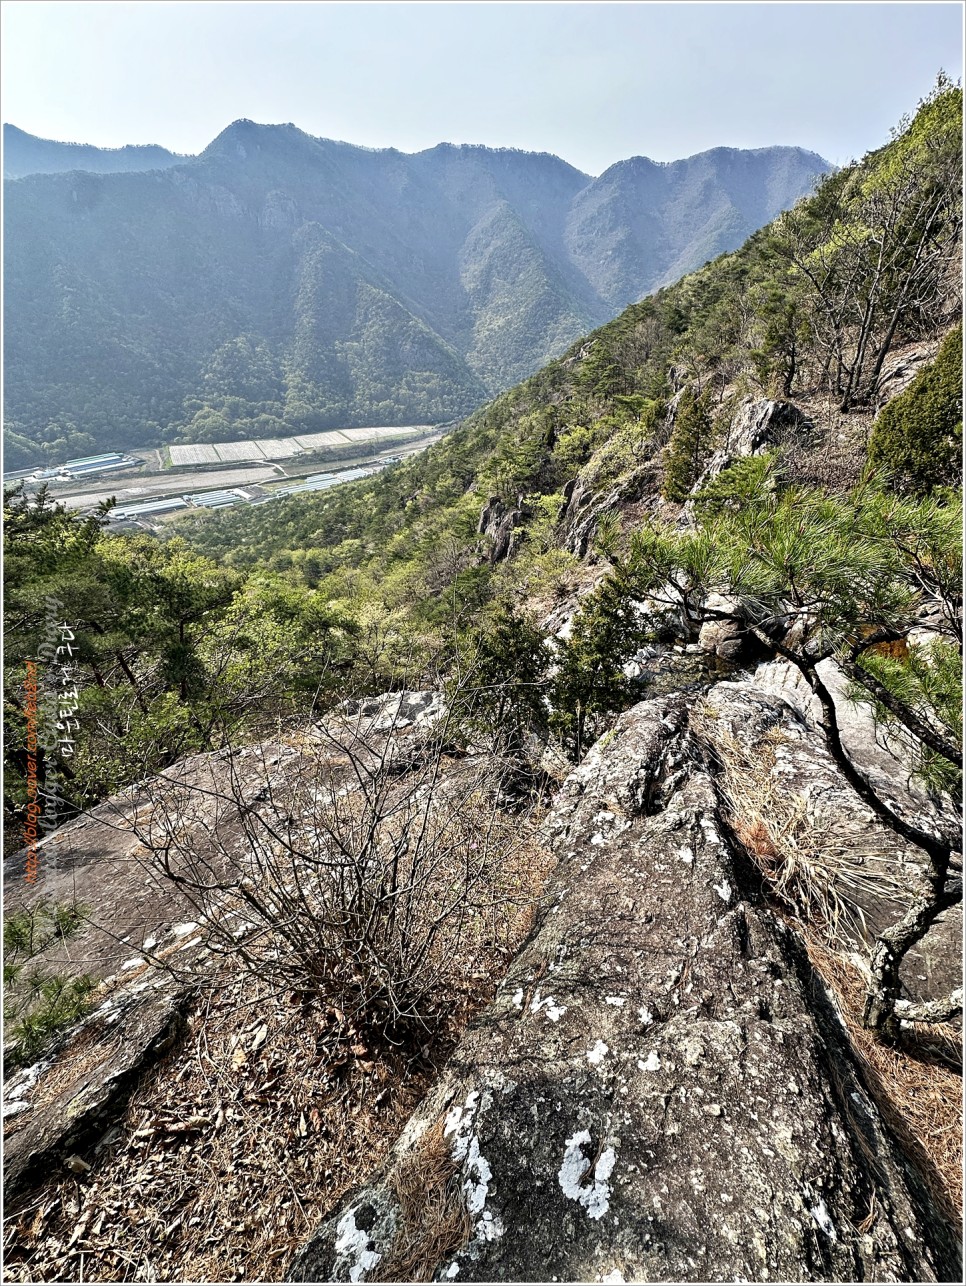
left=334, top=1207, right=382, bottom=1283
left=463, top=1136, right=491, bottom=1216
left=587, top=1040, right=609, bottom=1065
left=605, top=996, right=626, bottom=1007
left=444, top=1089, right=481, bottom=1161
left=475, top=1208, right=504, bottom=1242
left=713, top=879, right=733, bottom=903
left=3, top=1056, right=49, bottom=1110
left=678, top=847, right=694, bottom=865
left=530, top=990, right=567, bottom=1022
left=700, top=817, right=722, bottom=843
left=600, top=1272, right=626, bottom=1283
left=511, top=988, right=524, bottom=1010
left=444, top=1095, right=503, bottom=1245
left=638, top=1006, right=653, bottom=1026
left=810, top=1197, right=837, bottom=1241
left=558, top=1130, right=617, bottom=1220
left=638, top=1052, right=661, bottom=1072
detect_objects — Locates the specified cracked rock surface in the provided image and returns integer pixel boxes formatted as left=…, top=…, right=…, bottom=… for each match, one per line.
left=290, top=690, right=960, bottom=1283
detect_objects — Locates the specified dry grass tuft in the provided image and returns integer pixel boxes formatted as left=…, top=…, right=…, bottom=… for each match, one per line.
left=377, top=1113, right=471, bottom=1282
left=803, top=933, right=962, bottom=1223
left=700, top=722, right=909, bottom=949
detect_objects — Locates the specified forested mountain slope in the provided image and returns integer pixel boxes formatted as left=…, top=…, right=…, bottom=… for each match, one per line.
left=179, top=83, right=961, bottom=597
left=2, top=83, right=962, bottom=1284
left=3, top=120, right=826, bottom=465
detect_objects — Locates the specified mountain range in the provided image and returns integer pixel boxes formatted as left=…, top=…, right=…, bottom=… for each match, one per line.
left=3, top=123, right=184, bottom=179
left=3, top=120, right=829, bottom=464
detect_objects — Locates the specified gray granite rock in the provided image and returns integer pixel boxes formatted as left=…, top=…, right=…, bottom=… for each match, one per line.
left=290, top=692, right=960, bottom=1283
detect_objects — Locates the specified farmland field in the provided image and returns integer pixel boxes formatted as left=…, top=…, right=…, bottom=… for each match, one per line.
left=168, top=425, right=431, bottom=468
left=168, top=444, right=221, bottom=466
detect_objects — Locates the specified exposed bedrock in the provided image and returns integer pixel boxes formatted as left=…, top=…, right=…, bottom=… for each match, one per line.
left=290, top=689, right=960, bottom=1284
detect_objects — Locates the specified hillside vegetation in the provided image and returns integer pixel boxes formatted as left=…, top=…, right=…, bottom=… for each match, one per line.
left=180, top=81, right=962, bottom=589
left=3, top=122, right=826, bottom=466
left=4, top=80, right=960, bottom=844
left=2, top=83, right=963, bottom=1284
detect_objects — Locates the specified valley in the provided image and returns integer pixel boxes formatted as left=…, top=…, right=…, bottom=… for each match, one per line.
left=3, top=123, right=828, bottom=466
left=14, top=426, right=443, bottom=529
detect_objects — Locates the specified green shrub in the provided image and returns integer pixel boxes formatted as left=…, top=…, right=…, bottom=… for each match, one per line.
left=868, top=323, right=962, bottom=491
left=4, top=973, right=97, bottom=1071
left=3, top=900, right=94, bottom=1071
left=661, top=387, right=716, bottom=501
left=550, top=578, right=647, bottom=758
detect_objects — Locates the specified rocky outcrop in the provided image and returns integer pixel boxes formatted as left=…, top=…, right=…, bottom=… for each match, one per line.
left=874, top=341, right=942, bottom=413
left=478, top=497, right=527, bottom=563
left=2, top=752, right=230, bottom=1200
left=290, top=686, right=961, bottom=1283
left=4, top=679, right=958, bottom=1278
left=2, top=691, right=453, bottom=1204
left=3, top=974, right=192, bottom=1198
left=562, top=464, right=660, bottom=558
left=690, top=398, right=811, bottom=497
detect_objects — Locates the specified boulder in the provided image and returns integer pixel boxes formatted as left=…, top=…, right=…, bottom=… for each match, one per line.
left=697, top=592, right=748, bottom=661
left=290, top=690, right=960, bottom=1283
left=336, top=689, right=447, bottom=736
left=694, top=592, right=775, bottom=664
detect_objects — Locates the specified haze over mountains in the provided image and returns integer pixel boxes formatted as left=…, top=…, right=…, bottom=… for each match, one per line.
left=2, top=123, right=184, bottom=179
left=3, top=120, right=829, bottom=464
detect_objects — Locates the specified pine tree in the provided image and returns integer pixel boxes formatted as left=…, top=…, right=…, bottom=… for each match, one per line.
left=661, top=387, right=714, bottom=501
left=550, top=578, right=645, bottom=758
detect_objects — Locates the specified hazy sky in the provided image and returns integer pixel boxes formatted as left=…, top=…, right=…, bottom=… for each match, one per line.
left=2, top=2, right=962, bottom=174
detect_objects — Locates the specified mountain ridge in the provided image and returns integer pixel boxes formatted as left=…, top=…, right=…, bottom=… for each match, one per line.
left=2, top=122, right=185, bottom=178
left=5, top=118, right=830, bottom=180
left=4, top=121, right=830, bottom=465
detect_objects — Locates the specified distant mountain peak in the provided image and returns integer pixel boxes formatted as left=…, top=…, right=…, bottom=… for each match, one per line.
left=4, top=124, right=832, bottom=461
left=3, top=123, right=184, bottom=179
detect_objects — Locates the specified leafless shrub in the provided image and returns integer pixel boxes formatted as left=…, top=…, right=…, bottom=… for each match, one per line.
left=130, top=693, right=545, bottom=1048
